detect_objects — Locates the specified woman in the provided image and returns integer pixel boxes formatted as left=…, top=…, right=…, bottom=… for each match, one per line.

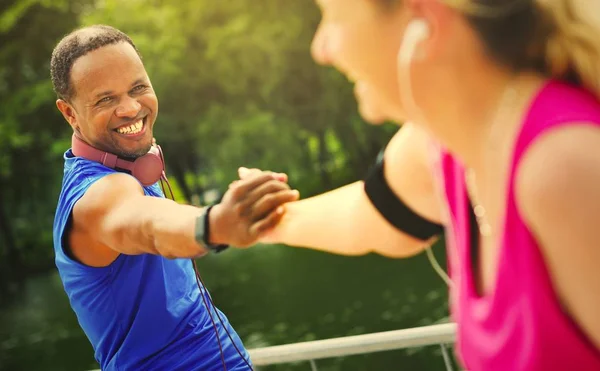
left=241, top=1, right=600, bottom=369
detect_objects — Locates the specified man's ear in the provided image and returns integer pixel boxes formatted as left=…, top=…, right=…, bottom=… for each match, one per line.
left=56, top=99, right=79, bottom=132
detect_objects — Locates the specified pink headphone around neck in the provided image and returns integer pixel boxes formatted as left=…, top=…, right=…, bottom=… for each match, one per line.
left=71, top=134, right=165, bottom=187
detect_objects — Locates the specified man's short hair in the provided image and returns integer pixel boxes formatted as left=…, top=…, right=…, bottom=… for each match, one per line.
left=50, top=25, right=142, bottom=101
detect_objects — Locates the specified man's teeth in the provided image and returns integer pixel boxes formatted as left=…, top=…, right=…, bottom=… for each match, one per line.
left=117, top=120, right=143, bottom=134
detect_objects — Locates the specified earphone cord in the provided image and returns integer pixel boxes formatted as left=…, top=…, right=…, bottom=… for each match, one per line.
left=397, top=22, right=454, bottom=289
left=157, top=146, right=175, bottom=202
left=159, top=173, right=175, bottom=201
left=193, top=262, right=229, bottom=371
left=192, top=260, right=254, bottom=370
left=425, top=246, right=453, bottom=288
left=161, top=174, right=253, bottom=371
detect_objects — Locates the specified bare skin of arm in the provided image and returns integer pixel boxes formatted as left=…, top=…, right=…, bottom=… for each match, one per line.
left=241, top=123, right=444, bottom=258
left=69, top=172, right=299, bottom=267
left=517, top=124, right=600, bottom=350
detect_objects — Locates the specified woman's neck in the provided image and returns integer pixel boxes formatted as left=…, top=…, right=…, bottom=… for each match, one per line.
left=423, top=68, right=546, bottom=172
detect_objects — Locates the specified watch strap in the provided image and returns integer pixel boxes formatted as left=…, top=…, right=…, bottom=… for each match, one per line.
left=195, top=205, right=229, bottom=253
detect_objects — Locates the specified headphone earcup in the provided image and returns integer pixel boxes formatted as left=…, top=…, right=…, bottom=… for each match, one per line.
left=131, top=147, right=165, bottom=187
left=398, top=19, right=430, bottom=65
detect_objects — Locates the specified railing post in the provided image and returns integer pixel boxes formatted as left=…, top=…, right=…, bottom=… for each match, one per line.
left=440, top=343, right=454, bottom=371
left=309, top=359, right=318, bottom=371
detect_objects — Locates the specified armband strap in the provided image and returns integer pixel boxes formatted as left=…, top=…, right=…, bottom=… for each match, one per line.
left=364, top=151, right=443, bottom=241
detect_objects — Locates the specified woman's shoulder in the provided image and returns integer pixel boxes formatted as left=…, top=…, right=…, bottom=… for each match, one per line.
left=528, top=79, right=600, bottom=125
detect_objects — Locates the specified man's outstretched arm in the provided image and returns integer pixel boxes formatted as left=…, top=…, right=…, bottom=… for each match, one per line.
left=69, top=172, right=299, bottom=266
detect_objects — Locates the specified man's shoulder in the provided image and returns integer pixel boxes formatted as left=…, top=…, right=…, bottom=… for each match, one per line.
left=54, top=151, right=116, bottom=221
left=62, top=150, right=115, bottom=187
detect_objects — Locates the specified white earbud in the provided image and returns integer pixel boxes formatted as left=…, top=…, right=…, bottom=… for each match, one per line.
left=398, top=19, right=430, bottom=66
left=397, top=19, right=430, bottom=124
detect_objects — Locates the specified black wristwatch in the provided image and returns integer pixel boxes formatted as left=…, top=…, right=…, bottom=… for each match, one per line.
left=195, top=204, right=229, bottom=253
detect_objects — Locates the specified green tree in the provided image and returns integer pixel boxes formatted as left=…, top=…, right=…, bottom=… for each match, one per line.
left=0, top=0, right=92, bottom=291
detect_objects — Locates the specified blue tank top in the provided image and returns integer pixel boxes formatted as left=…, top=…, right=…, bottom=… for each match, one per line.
left=53, top=150, right=251, bottom=370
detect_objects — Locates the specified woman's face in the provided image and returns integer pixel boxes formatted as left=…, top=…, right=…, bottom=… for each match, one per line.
left=311, top=0, right=408, bottom=124
left=311, top=0, right=476, bottom=129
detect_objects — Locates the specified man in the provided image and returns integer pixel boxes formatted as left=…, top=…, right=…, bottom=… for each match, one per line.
left=51, top=25, right=298, bottom=370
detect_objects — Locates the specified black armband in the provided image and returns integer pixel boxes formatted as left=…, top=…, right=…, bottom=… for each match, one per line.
left=364, top=150, right=443, bottom=241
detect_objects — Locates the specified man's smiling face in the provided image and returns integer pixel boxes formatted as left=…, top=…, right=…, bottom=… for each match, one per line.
left=59, top=41, right=158, bottom=159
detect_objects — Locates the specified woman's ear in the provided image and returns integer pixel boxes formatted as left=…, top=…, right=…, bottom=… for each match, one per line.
left=403, top=0, right=455, bottom=61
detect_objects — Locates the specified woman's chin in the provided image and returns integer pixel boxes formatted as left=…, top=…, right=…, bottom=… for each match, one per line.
left=358, top=104, right=389, bottom=125
left=355, top=86, right=395, bottom=125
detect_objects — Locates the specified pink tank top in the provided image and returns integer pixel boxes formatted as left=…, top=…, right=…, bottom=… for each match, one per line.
left=436, top=80, right=600, bottom=370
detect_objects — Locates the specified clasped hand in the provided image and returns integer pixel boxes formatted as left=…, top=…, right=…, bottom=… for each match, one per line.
left=209, top=168, right=298, bottom=247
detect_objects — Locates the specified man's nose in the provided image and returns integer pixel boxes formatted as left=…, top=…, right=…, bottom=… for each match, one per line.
left=115, top=96, right=141, bottom=118
left=311, top=23, right=332, bottom=66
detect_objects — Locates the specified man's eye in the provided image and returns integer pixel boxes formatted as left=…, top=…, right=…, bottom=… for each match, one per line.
left=96, top=96, right=112, bottom=105
left=132, top=85, right=147, bottom=93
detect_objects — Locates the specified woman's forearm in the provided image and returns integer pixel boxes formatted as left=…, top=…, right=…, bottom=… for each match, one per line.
left=271, top=182, right=429, bottom=258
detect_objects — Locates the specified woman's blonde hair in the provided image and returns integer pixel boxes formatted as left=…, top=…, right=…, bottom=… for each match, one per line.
left=445, top=0, right=600, bottom=99
left=538, top=1, right=600, bottom=98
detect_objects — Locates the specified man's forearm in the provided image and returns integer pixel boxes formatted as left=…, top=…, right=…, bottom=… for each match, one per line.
left=83, top=171, right=298, bottom=260
left=102, top=195, right=208, bottom=258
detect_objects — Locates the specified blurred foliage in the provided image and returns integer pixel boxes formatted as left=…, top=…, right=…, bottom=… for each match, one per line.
left=0, top=0, right=396, bottom=294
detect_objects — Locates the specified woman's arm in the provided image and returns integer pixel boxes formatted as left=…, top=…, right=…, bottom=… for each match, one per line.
left=517, top=124, right=600, bottom=350
left=258, top=123, right=444, bottom=258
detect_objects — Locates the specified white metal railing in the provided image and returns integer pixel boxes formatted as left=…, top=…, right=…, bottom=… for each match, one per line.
left=247, top=322, right=457, bottom=369
left=88, top=323, right=457, bottom=371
